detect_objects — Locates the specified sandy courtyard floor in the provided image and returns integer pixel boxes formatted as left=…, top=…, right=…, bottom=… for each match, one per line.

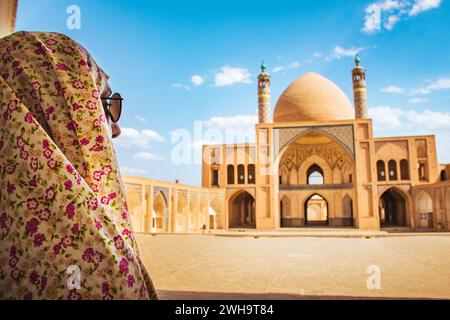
left=136, top=234, right=450, bottom=299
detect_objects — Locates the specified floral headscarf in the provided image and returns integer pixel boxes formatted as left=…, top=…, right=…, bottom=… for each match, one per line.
left=0, top=31, right=156, bottom=300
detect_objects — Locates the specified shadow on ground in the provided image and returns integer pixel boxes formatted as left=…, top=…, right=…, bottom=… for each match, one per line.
left=156, top=290, right=429, bottom=300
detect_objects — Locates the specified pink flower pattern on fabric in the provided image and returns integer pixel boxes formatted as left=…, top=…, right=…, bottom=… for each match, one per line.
left=0, top=32, right=156, bottom=300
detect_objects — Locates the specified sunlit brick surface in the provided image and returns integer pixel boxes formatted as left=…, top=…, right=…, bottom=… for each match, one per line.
left=137, top=234, right=450, bottom=299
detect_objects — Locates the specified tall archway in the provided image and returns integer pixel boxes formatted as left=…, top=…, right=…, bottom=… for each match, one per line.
left=280, top=195, right=291, bottom=227
left=416, top=192, right=433, bottom=229
left=305, top=194, right=328, bottom=226
left=342, top=194, right=353, bottom=227
left=153, top=192, right=166, bottom=232
left=379, top=188, right=407, bottom=227
left=229, top=191, right=256, bottom=229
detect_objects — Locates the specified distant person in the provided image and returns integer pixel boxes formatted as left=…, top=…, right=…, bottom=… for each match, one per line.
left=0, top=31, right=157, bottom=300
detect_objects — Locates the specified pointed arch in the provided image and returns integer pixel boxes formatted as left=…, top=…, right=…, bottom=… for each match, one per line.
left=307, top=164, right=324, bottom=185
left=377, top=160, right=386, bottom=181
left=342, top=194, right=353, bottom=226
left=416, top=191, right=433, bottom=229
left=228, top=190, right=256, bottom=229
left=278, top=128, right=355, bottom=160
left=388, top=160, right=398, bottom=181
left=379, top=188, right=407, bottom=227
left=153, top=191, right=167, bottom=232
left=304, top=193, right=328, bottom=226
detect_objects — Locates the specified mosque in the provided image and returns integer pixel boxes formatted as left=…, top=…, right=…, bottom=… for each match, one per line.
left=2, top=0, right=448, bottom=233
left=124, top=58, right=450, bottom=233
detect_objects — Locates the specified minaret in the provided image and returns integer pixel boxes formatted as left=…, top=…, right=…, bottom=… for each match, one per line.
left=352, top=55, right=368, bottom=119
left=258, top=61, right=271, bottom=123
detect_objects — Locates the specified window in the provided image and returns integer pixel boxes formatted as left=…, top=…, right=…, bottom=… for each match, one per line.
left=227, top=165, right=234, bottom=184
left=377, top=160, right=386, bottom=181
left=307, top=164, right=324, bottom=185
left=418, top=162, right=427, bottom=181
left=237, top=165, right=245, bottom=184
left=248, top=164, right=255, bottom=184
left=388, top=160, right=398, bottom=181
left=441, top=170, right=447, bottom=182
left=400, top=160, right=409, bottom=180
left=211, top=169, right=219, bottom=186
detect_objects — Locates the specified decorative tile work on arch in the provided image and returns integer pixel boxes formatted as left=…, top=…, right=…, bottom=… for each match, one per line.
left=274, top=124, right=355, bottom=159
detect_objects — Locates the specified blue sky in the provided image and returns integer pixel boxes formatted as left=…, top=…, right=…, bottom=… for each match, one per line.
left=16, top=0, right=450, bottom=185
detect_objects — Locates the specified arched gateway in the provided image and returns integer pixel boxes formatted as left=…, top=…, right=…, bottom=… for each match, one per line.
left=379, top=188, right=407, bottom=227
left=229, top=191, right=256, bottom=229
left=277, top=128, right=354, bottom=228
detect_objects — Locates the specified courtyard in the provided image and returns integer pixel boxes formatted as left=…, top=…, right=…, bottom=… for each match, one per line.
left=136, top=233, right=450, bottom=299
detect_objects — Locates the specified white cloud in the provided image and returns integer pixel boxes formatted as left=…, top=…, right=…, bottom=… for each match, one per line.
left=213, top=66, right=252, bottom=87
left=191, top=75, right=205, bottom=86
left=363, top=0, right=442, bottom=33
left=412, top=78, right=450, bottom=95
left=327, top=46, right=364, bottom=61
left=409, top=97, right=429, bottom=104
left=170, top=114, right=258, bottom=161
left=120, top=167, right=147, bottom=175
left=271, top=61, right=301, bottom=74
left=133, top=152, right=165, bottom=161
left=114, top=127, right=165, bottom=149
left=272, top=66, right=284, bottom=73
left=313, top=52, right=322, bottom=58
left=171, top=83, right=191, bottom=91
left=289, top=61, right=300, bottom=69
left=370, top=106, right=450, bottom=130
left=369, top=106, right=404, bottom=129
left=203, top=114, right=258, bottom=130
left=409, top=0, right=442, bottom=16
left=369, top=106, right=450, bottom=162
left=381, top=78, right=450, bottom=96
left=410, top=87, right=432, bottom=95
left=427, top=78, right=450, bottom=91
left=133, top=115, right=147, bottom=122
left=381, top=85, right=406, bottom=94
left=384, top=15, right=400, bottom=29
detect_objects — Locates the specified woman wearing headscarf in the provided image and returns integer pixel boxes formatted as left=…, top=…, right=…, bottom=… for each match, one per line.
left=0, top=31, right=157, bottom=300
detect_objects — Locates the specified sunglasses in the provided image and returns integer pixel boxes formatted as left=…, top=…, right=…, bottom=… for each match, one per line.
left=101, top=92, right=123, bottom=123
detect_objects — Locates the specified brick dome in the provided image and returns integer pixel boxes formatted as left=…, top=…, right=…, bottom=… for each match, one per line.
left=273, top=72, right=354, bottom=122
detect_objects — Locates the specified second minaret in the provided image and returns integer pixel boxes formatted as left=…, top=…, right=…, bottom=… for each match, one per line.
left=258, top=62, right=271, bottom=123
left=352, top=55, right=368, bottom=119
